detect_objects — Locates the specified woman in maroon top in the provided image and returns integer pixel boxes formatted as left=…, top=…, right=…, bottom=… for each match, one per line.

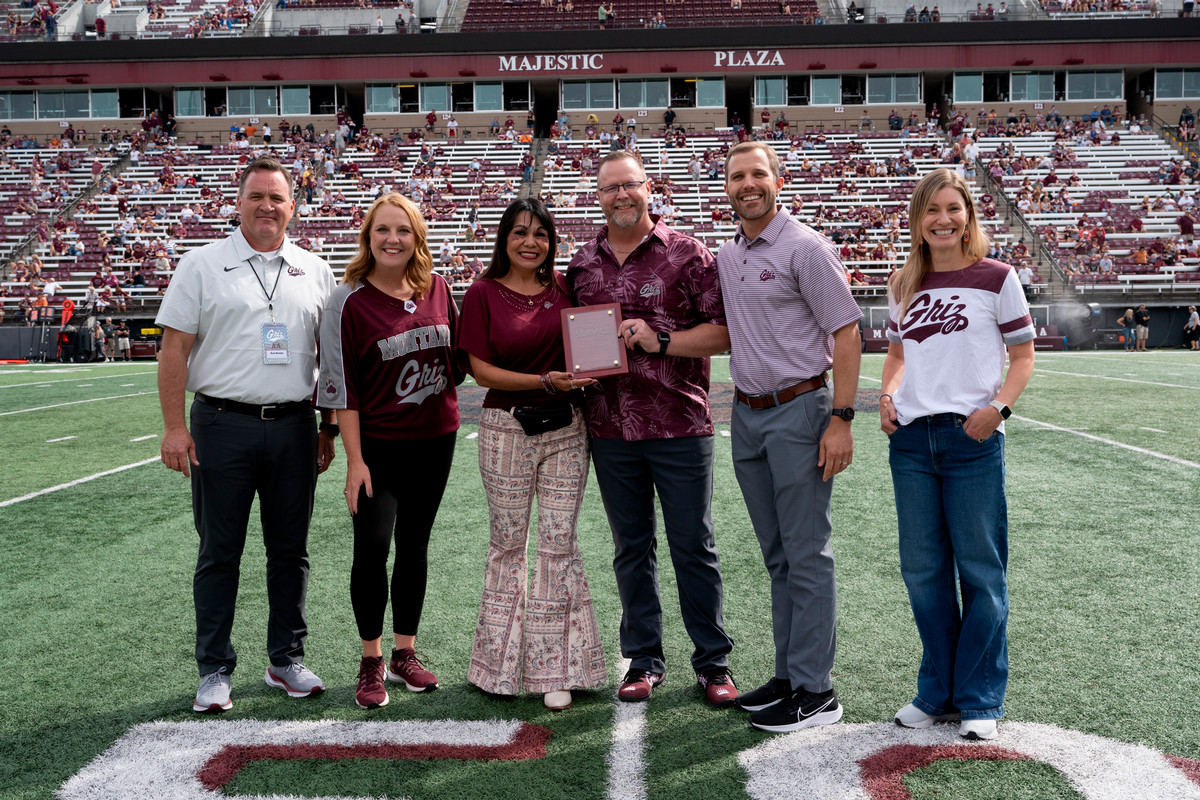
left=318, top=193, right=460, bottom=709
left=460, top=199, right=607, bottom=710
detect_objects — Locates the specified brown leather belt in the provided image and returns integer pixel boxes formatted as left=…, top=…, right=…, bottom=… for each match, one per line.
left=735, top=373, right=828, bottom=410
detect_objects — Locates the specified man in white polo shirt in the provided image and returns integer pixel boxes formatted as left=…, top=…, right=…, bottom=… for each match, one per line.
left=716, top=142, right=862, bottom=734
left=156, top=156, right=338, bottom=714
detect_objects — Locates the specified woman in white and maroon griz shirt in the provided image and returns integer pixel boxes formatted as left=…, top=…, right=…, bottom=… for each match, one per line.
left=317, top=193, right=461, bottom=710
left=880, top=169, right=1035, bottom=742
left=459, top=199, right=607, bottom=711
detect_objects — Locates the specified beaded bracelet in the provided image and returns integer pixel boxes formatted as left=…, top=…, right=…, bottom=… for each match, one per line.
left=540, top=372, right=556, bottom=394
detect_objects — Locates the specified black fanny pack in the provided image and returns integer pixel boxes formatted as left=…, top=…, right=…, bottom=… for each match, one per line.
left=510, top=404, right=574, bottom=435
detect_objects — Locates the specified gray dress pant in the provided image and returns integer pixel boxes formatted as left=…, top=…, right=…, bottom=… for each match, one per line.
left=731, top=386, right=837, bottom=693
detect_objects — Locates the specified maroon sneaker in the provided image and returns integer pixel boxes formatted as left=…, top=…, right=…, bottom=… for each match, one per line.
left=355, top=655, right=390, bottom=709
left=618, top=668, right=665, bottom=702
left=387, top=648, right=439, bottom=692
left=697, top=667, right=738, bottom=708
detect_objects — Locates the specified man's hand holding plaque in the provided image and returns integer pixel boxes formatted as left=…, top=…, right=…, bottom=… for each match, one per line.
left=561, top=303, right=630, bottom=378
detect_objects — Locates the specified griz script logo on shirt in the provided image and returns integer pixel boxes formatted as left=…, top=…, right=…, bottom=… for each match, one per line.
left=376, top=323, right=453, bottom=405
left=899, top=293, right=969, bottom=343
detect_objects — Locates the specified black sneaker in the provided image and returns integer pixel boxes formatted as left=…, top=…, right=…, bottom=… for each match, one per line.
left=749, top=687, right=843, bottom=733
left=735, top=677, right=791, bottom=712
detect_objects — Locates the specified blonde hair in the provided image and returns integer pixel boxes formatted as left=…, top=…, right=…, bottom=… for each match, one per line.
left=342, top=193, right=434, bottom=300
left=888, top=169, right=990, bottom=321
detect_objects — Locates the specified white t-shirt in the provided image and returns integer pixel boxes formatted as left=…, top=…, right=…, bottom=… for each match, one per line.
left=886, top=259, right=1034, bottom=432
left=156, top=228, right=336, bottom=404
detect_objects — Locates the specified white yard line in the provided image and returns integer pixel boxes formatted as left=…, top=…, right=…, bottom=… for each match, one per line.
left=130, top=434, right=159, bottom=442
left=1032, top=368, right=1197, bottom=391
left=0, top=457, right=160, bottom=508
left=1014, top=415, right=1200, bottom=470
left=46, top=436, right=77, bottom=443
left=1139, top=427, right=1168, bottom=434
left=607, top=658, right=647, bottom=800
left=0, top=391, right=158, bottom=416
left=0, top=371, right=155, bottom=389
left=1035, top=352, right=1200, bottom=368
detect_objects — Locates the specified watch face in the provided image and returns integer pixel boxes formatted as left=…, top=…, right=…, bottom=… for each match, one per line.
left=834, top=407, right=855, bottom=421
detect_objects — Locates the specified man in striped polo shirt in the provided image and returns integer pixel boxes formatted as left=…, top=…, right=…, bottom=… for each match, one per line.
left=716, top=141, right=863, bottom=734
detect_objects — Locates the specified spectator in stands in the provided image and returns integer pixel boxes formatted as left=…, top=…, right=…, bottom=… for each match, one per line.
left=1017, top=263, right=1033, bottom=299
left=882, top=168, right=1035, bottom=743
left=459, top=198, right=606, bottom=712
left=1134, top=303, right=1151, bottom=351
left=317, top=192, right=460, bottom=710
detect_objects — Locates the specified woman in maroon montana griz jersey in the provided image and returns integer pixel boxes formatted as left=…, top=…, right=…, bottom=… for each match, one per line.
left=317, top=193, right=460, bottom=710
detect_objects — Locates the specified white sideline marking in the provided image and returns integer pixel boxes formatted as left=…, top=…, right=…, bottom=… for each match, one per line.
left=121, top=383, right=136, bottom=387
left=466, top=432, right=478, bottom=439
left=607, top=658, right=647, bottom=800
left=46, top=436, right=77, bottom=443
left=0, top=457, right=159, bottom=508
left=77, top=384, right=93, bottom=387
left=720, top=430, right=731, bottom=437
left=0, top=391, right=158, bottom=416
left=130, top=434, right=158, bottom=442
left=0, top=371, right=154, bottom=389
left=1014, top=415, right=1200, bottom=470
left=1140, top=427, right=1167, bottom=434
left=1032, top=368, right=1196, bottom=390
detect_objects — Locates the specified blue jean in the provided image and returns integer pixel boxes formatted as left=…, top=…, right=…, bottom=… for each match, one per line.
left=888, top=414, right=1008, bottom=721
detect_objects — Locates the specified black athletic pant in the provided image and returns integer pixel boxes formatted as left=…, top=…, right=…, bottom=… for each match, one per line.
left=190, top=401, right=318, bottom=676
left=350, top=432, right=456, bottom=642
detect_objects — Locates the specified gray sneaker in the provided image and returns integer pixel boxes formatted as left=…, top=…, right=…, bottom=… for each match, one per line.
left=265, top=663, right=325, bottom=698
left=194, top=671, right=232, bottom=713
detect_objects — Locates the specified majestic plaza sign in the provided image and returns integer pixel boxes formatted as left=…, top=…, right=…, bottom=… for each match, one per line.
left=496, top=50, right=786, bottom=73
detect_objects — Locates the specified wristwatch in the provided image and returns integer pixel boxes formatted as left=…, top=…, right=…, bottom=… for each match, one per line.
left=989, top=400, right=1011, bottom=419
left=831, top=407, right=855, bottom=422
left=319, top=422, right=340, bottom=437
left=657, top=331, right=671, bottom=355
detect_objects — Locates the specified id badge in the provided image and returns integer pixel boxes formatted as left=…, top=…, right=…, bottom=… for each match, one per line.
left=261, top=322, right=291, bottom=365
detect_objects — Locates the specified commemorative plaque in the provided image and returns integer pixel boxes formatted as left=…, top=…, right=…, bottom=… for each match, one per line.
left=561, top=303, right=629, bottom=378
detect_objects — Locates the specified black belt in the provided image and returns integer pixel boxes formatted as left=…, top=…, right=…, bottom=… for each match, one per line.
left=195, top=393, right=312, bottom=421
left=735, top=373, right=828, bottom=410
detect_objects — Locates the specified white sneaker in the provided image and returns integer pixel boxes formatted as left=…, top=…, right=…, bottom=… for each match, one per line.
left=194, top=671, right=232, bottom=713
left=959, top=719, right=998, bottom=740
left=544, top=690, right=573, bottom=710
left=265, top=663, right=325, bottom=698
left=894, top=703, right=960, bottom=729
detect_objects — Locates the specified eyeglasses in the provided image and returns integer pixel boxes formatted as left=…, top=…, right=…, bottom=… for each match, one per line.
left=597, top=180, right=646, bottom=197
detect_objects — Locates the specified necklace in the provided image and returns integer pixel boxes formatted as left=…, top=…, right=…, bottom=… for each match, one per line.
left=498, top=281, right=552, bottom=311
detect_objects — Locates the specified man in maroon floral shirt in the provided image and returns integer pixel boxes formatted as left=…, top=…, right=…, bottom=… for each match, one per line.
left=567, top=152, right=738, bottom=708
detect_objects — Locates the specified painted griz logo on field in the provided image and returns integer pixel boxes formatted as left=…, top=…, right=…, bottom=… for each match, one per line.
left=61, top=719, right=1200, bottom=799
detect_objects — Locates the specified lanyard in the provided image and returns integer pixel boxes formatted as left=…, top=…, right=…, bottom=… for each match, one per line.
left=248, top=255, right=284, bottom=323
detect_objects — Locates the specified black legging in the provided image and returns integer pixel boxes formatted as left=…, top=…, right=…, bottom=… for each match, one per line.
left=350, top=432, right=456, bottom=642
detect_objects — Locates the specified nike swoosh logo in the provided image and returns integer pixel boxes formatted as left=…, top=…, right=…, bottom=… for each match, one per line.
left=223, top=266, right=241, bottom=272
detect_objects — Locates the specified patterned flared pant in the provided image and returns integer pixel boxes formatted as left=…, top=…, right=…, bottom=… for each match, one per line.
left=468, top=407, right=607, bottom=694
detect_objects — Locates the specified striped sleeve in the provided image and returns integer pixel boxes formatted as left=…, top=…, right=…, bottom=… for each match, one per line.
left=997, top=268, right=1035, bottom=345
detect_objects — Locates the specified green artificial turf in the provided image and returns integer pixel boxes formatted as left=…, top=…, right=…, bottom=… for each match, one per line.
left=2, top=351, right=1200, bottom=800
